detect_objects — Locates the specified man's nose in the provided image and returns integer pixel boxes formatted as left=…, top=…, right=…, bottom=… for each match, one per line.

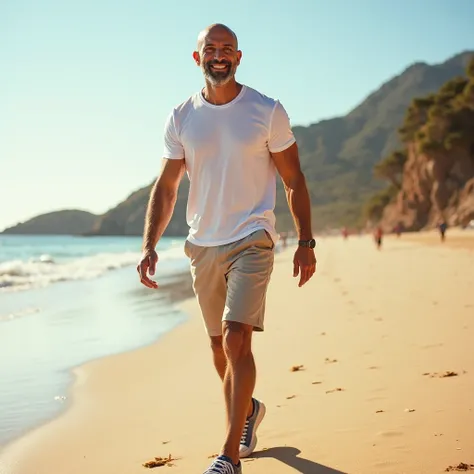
left=214, top=49, right=225, bottom=60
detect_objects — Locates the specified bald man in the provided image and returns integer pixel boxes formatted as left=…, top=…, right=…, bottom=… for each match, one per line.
left=138, top=23, right=316, bottom=474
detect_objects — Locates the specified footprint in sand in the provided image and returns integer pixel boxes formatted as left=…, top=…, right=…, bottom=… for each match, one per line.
left=421, top=343, right=444, bottom=350
left=325, top=357, right=338, bottom=364
left=377, top=430, right=404, bottom=438
left=366, top=396, right=386, bottom=402
left=326, top=388, right=345, bottom=394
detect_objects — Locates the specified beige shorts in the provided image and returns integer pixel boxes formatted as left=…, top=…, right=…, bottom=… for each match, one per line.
left=184, top=229, right=275, bottom=337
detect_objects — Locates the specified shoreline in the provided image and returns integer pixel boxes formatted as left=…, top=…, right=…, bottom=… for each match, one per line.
left=1, top=232, right=473, bottom=474
left=0, top=266, right=194, bottom=451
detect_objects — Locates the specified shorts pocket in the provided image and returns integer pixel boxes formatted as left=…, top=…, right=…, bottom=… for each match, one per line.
left=250, top=229, right=274, bottom=251
left=263, top=230, right=275, bottom=250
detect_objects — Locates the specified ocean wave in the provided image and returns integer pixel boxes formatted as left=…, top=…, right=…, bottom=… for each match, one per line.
left=0, top=245, right=186, bottom=293
left=0, top=306, right=40, bottom=322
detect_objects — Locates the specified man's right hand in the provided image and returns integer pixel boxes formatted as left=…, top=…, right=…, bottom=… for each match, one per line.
left=137, top=249, right=159, bottom=289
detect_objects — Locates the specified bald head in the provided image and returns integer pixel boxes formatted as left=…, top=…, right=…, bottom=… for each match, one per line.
left=193, top=23, right=242, bottom=87
left=197, top=23, right=238, bottom=51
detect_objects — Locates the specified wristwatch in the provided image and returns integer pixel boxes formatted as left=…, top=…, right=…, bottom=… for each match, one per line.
left=298, top=239, right=316, bottom=249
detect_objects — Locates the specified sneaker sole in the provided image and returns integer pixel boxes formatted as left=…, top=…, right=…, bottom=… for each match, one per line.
left=239, top=401, right=266, bottom=458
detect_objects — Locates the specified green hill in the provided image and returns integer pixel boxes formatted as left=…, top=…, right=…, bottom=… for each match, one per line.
left=93, top=50, right=471, bottom=236
left=4, top=50, right=472, bottom=236
left=2, top=210, right=99, bottom=235
left=283, top=50, right=474, bottom=230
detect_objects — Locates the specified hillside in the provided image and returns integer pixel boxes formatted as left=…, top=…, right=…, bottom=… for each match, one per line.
left=4, top=51, right=472, bottom=237
left=91, top=50, right=473, bottom=236
left=284, top=50, right=474, bottom=230
left=367, top=57, right=474, bottom=231
left=2, top=210, right=99, bottom=235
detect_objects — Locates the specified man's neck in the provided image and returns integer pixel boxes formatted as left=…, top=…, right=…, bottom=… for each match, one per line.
left=202, top=80, right=243, bottom=105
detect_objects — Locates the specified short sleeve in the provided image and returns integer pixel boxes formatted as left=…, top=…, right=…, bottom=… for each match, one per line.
left=267, top=100, right=296, bottom=153
left=162, top=111, right=185, bottom=159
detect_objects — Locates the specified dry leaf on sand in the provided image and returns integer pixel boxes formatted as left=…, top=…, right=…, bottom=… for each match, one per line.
left=143, top=454, right=177, bottom=468
left=290, top=365, right=304, bottom=372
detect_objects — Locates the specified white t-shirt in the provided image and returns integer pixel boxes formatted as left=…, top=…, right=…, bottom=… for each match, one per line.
left=163, top=85, right=296, bottom=247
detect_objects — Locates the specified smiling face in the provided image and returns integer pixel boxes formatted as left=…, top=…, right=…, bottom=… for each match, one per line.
left=193, top=25, right=242, bottom=87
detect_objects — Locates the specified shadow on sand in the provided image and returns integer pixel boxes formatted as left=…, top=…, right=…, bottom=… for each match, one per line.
left=251, top=446, right=347, bottom=474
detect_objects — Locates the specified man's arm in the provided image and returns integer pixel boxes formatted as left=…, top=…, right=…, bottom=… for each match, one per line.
left=270, top=142, right=312, bottom=240
left=142, top=158, right=186, bottom=251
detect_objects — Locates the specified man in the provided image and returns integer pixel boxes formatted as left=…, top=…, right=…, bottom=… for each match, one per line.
left=137, top=23, right=316, bottom=474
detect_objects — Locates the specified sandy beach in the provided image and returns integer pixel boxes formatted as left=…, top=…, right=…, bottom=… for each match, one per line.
left=1, top=231, right=473, bottom=474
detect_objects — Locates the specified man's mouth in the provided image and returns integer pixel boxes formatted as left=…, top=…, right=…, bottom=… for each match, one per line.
left=209, top=63, right=230, bottom=72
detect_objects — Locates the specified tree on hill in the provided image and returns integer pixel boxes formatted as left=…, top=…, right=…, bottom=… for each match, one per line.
left=373, top=149, right=407, bottom=188
left=366, top=55, right=474, bottom=225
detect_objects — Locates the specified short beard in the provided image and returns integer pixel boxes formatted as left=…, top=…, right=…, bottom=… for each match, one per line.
left=202, top=60, right=236, bottom=86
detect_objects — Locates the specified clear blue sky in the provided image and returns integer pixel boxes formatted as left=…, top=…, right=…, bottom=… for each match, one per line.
left=1, top=0, right=473, bottom=231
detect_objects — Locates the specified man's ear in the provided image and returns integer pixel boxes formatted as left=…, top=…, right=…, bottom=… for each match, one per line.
left=192, top=51, right=200, bottom=66
left=236, top=50, right=242, bottom=66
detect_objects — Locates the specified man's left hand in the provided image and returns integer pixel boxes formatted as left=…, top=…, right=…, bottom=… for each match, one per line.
left=293, top=247, right=316, bottom=287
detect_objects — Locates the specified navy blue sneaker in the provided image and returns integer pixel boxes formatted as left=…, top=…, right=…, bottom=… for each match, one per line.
left=239, top=398, right=266, bottom=458
left=204, top=455, right=242, bottom=474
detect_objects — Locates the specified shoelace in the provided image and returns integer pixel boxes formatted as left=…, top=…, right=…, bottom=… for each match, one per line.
left=240, top=419, right=250, bottom=445
left=206, top=458, right=235, bottom=474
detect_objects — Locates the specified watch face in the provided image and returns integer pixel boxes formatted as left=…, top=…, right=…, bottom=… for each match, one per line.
left=299, top=239, right=316, bottom=248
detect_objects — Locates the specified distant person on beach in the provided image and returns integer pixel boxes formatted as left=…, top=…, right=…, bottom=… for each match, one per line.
left=438, top=220, right=448, bottom=242
left=137, top=24, right=316, bottom=474
left=394, top=223, right=402, bottom=238
left=279, top=231, right=288, bottom=249
left=374, top=226, right=383, bottom=250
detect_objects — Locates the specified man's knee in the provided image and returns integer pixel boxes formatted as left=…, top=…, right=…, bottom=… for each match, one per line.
left=222, top=321, right=252, bottom=362
left=210, top=335, right=224, bottom=356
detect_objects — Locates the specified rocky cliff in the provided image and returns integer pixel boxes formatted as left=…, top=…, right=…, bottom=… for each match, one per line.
left=372, top=57, right=474, bottom=231
left=381, top=144, right=474, bottom=230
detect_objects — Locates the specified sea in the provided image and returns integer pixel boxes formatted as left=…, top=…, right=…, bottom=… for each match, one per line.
left=0, top=234, right=193, bottom=448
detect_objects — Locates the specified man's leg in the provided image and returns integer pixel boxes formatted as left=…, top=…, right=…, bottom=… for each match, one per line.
left=210, top=335, right=254, bottom=421
left=217, top=229, right=275, bottom=463
left=220, top=322, right=255, bottom=465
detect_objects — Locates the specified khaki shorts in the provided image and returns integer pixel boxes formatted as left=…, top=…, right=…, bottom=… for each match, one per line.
left=184, top=229, right=275, bottom=337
